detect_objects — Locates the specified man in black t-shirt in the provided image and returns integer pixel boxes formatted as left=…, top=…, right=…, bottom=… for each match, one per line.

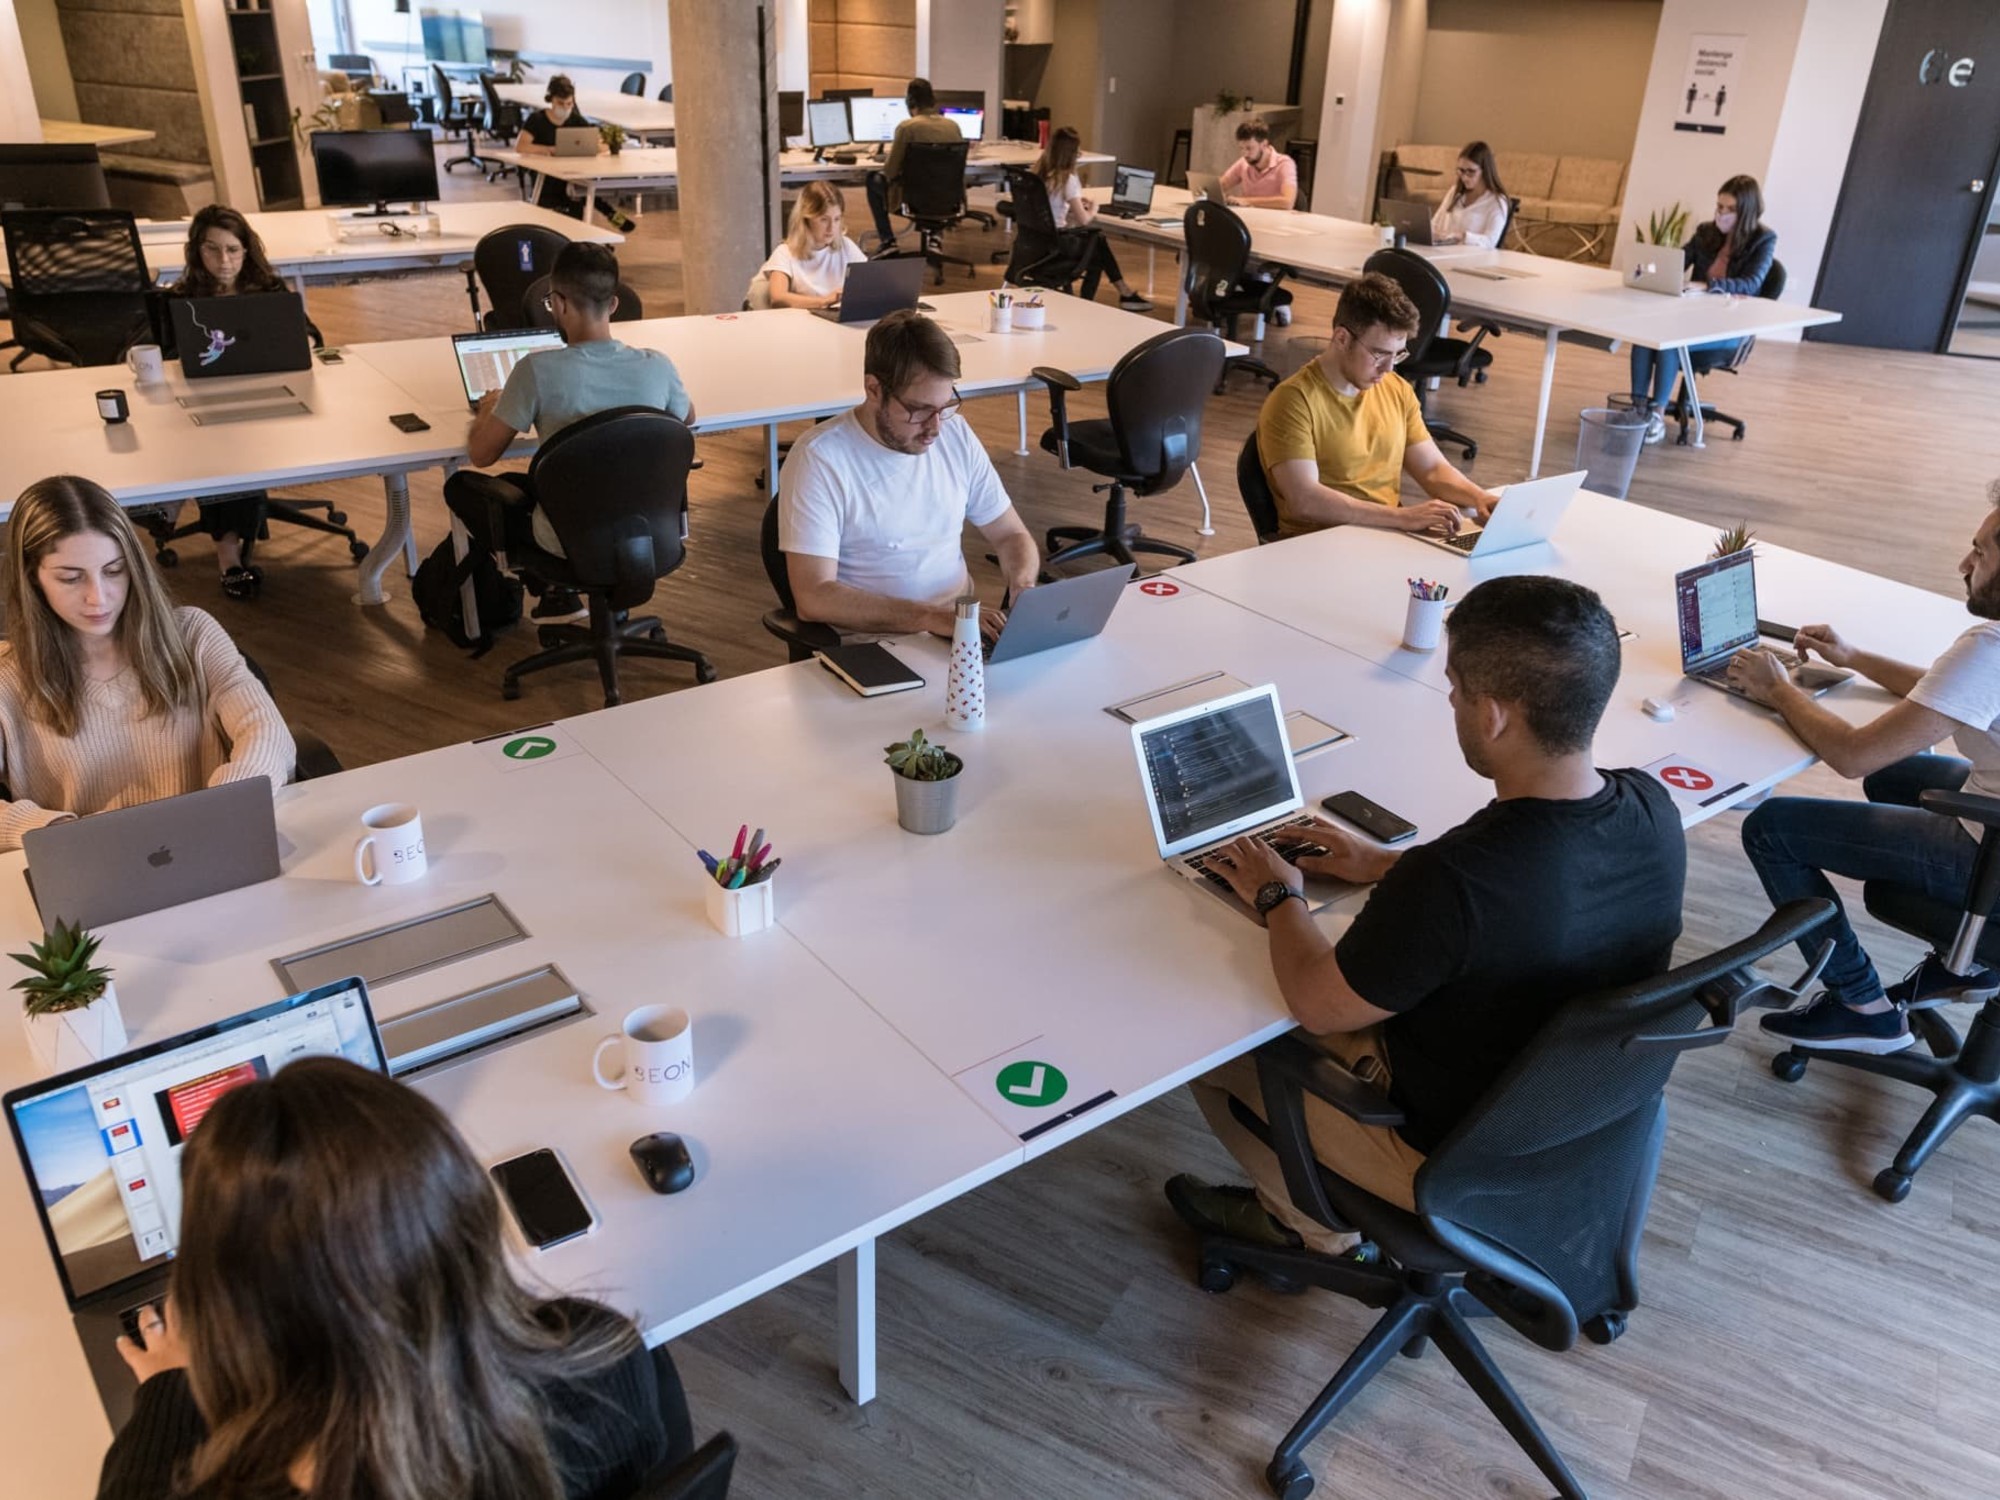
left=1168, top=576, right=1687, bottom=1255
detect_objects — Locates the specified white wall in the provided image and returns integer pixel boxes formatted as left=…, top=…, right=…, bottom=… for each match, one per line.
left=774, top=0, right=808, bottom=92
left=14, top=0, right=78, bottom=122
left=1314, top=0, right=1397, bottom=221
left=345, top=0, right=669, bottom=95
left=0, top=0, right=45, bottom=141
left=927, top=0, right=1004, bottom=138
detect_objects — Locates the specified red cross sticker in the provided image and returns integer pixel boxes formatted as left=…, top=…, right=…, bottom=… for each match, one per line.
left=1138, top=579, right=1180, bottom=597
left=1659, top=765, right=1713, bottom=792
left=714, top=314, right=739, bottom=321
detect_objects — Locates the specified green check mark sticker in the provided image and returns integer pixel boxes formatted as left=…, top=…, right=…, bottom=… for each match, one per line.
left=995, top=1060, right=1068, bottom=1108
left=502, top=735, right=558, bottom=760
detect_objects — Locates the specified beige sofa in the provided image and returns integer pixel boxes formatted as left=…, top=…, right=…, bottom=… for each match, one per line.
left=1381, top=144, right=1626, bottom=264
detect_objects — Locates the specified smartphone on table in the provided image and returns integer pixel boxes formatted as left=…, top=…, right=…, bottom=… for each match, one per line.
left=1321, top=791, right=1418, bottom=845
left=489, top=1148, right=596, bottom=1250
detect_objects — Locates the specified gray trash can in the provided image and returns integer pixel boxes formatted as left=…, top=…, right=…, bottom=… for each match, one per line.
left=1575, top=406, right=1649, bottom=501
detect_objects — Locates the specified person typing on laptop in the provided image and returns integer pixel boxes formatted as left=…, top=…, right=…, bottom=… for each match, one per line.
left=780, top=309, right=1039, bottom=639
left=1027, top=127, right=1152, bottom=311
left=1257, top=274, right=1498, bottom=540
left=1219, top=116, right=1298, bottom=211
left=1163, top=577, right=1685, bottom=1254
left=512, top=73, right=601, bottom=215
left=1735, top=487, right=2000, bottom=1055
left=754, top=181, right=868, bottom=310
left=0, top=476, right=292, bottom=852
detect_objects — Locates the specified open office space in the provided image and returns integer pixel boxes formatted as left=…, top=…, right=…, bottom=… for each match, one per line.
left=2, top=1, right=1999, bottom=1497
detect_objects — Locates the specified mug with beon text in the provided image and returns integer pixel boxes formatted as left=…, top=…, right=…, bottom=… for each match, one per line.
left=592, top=1005, right=694, bottom=1107
left=127, top=343, right=164, bottom=384
left=353, top=803, right=427, bottom=885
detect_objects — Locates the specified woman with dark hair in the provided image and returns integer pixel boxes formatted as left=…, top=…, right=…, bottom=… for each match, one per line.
left=1429, top=141, right=1508, bottom=248
left=97, top=1056, right=693, bottom=1500
left=1028, top=126, right=1151, bottom=311
left=1630, top=173, right=1777, bottom=441
left=514, top=74, right=601, bottom=215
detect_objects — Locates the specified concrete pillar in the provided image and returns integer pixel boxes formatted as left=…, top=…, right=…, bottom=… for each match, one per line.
left=669, top=0, right=781, bottom=314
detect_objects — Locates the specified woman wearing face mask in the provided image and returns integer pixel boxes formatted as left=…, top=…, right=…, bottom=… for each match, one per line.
left=514, top=75, right=601, bottom=214
left=755, top=181, right=867, bottom=309
left=1629, top=174, right=1776, bottom=442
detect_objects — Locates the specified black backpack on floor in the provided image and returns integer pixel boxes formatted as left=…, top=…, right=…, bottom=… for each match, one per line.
left=412, top=537, right=523, bottom=657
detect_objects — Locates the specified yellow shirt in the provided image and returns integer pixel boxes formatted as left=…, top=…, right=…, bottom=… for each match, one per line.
left=1257, top=360, right=1429, bottom=537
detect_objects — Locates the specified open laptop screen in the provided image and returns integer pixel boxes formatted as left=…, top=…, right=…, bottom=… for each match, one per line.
left=1675, top=551, right=1759, bottom=671
left=1112, top=166, right=1156, bottom=211
left=5, top=979, right=384, bottom=1306
left=1134, top=684, right=1301, bottom=858
left=453, top=328, right=564, bottom=406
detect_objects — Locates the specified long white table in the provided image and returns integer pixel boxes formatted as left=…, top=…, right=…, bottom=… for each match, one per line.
left=495, top=82, right=676, bottom=139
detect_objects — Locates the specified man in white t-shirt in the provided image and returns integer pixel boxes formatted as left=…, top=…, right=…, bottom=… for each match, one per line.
left=1733, top=485, right=2000, bottom=1054
left=779, top=309, right=1039, bottom=636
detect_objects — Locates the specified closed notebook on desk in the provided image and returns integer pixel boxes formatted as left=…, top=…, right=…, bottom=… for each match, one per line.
left=815, top=643, right=925, bottom=696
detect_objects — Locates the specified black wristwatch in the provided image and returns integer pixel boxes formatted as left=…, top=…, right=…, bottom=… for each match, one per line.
left=1254, top=881, right=1307, bottom=916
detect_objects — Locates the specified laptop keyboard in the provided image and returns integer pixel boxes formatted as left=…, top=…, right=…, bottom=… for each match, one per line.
left=117, top=1301, right=160, bottom=1349
left=1181, top=816, right=1327, bottom=893
left=1693, top=646, right=1802, bottom=684
left=1440, top=528, right=1483, bottom=552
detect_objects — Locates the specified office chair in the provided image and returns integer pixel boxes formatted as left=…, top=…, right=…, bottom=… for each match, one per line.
left=465, top=222, right=571, bottom=329
left=467, top=407, right=716, bottom=707
left=758, top=494, right=844, bottom=663
left=893, top=140, right=977, bottom=284
left=1284, top=137, right=1317, bottom=212
left=1363, top=246, right=1494, bottom=462
left=1769, top=786, right=2000, bottom=1202
left=1031, top=326, right=1226, bottom=569
left=621, top=72, right=647, bottom=97
left=1236, top=431, right=1282, bottom=544
left=999, top=166, right=1100, bottom=293
left=1666, top=259, right=1787, bottom=444
left=657, top=84, right=675, bottom=103
left=1, top=207, right=153, bottom=370
left=523, top=273, right=643, bottom=327
left=1165, top=128, right=1192, bottom=187
left=240, top=654, right=344, bottom=782
left=431, top=66, right=489, bottom=174
left=633, top=1432, right=736, bottom=1500
left=1181, top=200, right=1291, bottom=392
left=1190, top=900, right=1834, bottom=1500
left=478, top=74, right=524, bottom=182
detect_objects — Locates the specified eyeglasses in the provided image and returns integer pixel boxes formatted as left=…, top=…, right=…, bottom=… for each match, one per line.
left=1357, top=341, right=1409, bottom=368
left=889, top=387, right=963, bottom=426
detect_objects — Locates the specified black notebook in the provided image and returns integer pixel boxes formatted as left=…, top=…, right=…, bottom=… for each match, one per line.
left=815, top=643, right=925, bottom=696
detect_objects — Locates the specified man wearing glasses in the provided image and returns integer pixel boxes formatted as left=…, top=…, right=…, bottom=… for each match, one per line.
left=1257, top=273, right=1496, bottom=540
left=780, top=309, right=1039, bottom=639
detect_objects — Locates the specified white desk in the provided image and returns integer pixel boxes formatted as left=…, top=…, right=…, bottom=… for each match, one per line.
left=495, top=82, right=676, bottom=139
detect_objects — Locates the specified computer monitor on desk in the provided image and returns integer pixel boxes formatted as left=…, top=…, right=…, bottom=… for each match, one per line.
left=940, top=107, right=984, bottom=141
left=310, top=128, right=442, bottom=216
left=806, top=99, right=851, bottom=160
left=779, top=89, right=804, bottom=144
left=847, top=95, right=909, bottom=145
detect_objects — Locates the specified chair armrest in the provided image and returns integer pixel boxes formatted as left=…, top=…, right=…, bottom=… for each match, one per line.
left=1250, top=1032, right=1403, bottom=1237
left=1922, top=789, right=2000, bottom=920
left=1255, top=1031, right=1406, bottom=1127
left=1030, top=365, right=1081, bottom=468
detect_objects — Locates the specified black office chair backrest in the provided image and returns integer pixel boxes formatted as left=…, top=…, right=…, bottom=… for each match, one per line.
left=632, top=1432, right=737, bottom=1500
left=657, top=83, right=675, bottom=103
left=1180, top=200, right=1257, bottom=323
left=1236, top=430, right=1282, bottom=543
left=529, top=407, right=695, bottom=610
left=621, top=72, right=647, bottom=96
left=1005, top=165, right=1060, bottom=240
left=1362, top=246, right=1449, bottom=365
left=899, top=139, right=970, bottom=222
left=374, top=91, right=419, bottom=126
left=523, top=273, right=644, bottom=327
left=760, top=493, right=797, bottom=613
left=1284, top=137, right=1317, bottom=211
left=1101, top=327, right=1227, bottom=495
left=1758, top=257, right=1787, bottom=301
left=480, top=73, right=521, bottom=134
left=472, top=223, right=572, bottom=330
left=3, top=208, right=152, bottom=365
left=0, top=144, right=111, bottom=211
left=431, top=65, right=459, bottom=115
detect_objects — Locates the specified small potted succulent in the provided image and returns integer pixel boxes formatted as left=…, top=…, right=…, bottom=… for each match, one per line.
left=1711, top=522, right=1756, bottom=558
left=599, top=121, right=627, bottom=155
left=14, top=919, right=126, bottom=1075
left=885, top=728, right=963, bottom=835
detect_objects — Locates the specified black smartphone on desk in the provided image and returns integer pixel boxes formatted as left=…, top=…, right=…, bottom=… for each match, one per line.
left=490, top=1148, right=595, bottom=1250
left=1322, top=791, right=1418, bottom=845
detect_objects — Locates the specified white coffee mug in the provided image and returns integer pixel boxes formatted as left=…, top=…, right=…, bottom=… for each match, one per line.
left=353, top=803, right=426, bottom=885
left=592, top=1005, right=694, bottom=1106
left=127, top=343, right=164, bottom=383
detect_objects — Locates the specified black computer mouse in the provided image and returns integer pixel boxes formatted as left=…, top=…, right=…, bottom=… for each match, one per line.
left=629, top=1132, right=695, bottom=1195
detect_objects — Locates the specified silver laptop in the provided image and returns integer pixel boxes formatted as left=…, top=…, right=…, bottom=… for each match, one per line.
left=452, top=327, right=565, bottom=409
left=1412, top=469, right=1585, bottom=557
left=552, top=125, right=600, bottom=157
left=1676, top=550, right=1853, bottom=700
left=811, top=256, right=928, bottom=324
left=1629, top=259, right=1689, bottom=296
left=1381, top=197, right=1437, bottom=246
left=3, top=977, right=386, bottom=1429
left=23, top=778, right=280, bottom=930
left=1130, top=683, right=1357, bottom=921
left=1100, top=165, right=1156, bottom=220
left=1186, top=169, right=1225, bottom=202
left=985, top=564, right=1134, bottom=665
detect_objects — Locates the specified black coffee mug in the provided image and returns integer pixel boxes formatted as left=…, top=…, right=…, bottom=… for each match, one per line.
left=96, top=389, right=129, bottom=424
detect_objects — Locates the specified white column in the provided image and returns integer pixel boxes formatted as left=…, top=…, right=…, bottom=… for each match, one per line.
left=0, top=2, right=45, bottom=142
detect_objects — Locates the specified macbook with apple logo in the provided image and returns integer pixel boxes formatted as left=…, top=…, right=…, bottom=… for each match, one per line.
left=23, top=778, right=281, bottom=930
left=983, top=563, right=1136, bottom=665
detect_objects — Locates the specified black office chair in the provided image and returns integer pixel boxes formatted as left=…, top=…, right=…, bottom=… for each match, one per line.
left=431, top=66, right=489, bottom=174
left=1363, top=246, right=1494, bottom=462
left=1769, top=787, right=2000, bottom=1202
left=657, top=84, right=675, bottom=103
left=1236, top=430, right=1282, bottom=544
left=634, top=1432, right=736, bottom=1500
left=523, top=273, right=643, bottom=327
left=1190, top=900, right=1834, bottom=1500
left=1031, top=326, right=1225, bottom=570
left=239, top=654, right=344, bottom=782
left=893, top=139, right=976, bottom=284
left=465, top=222, right=571, bottom=329
left=999, top=166, right=1100, bottom=293
left=0, top=207, right=152, bottom=370
left=620, top=72, right=647, bottom=97
left=758, top=493, right=844, bottom=663
left=478, top=74, right=524, bottom=183
left=1284, top=137, right=1317, bottom=212
left=467, top=407, right=715, bottom=707
left=1666, top=258, right=1787, bottom=445
left=1181, top=200, right=1291, bottom=392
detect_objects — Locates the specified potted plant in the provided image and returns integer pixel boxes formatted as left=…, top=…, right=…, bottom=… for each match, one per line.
left=885, top=728, right=963, bottom=835
left=14, top=919, right=125, bottom=1075
left=1211, top=89, right=1244, bottom=118
left=1635, top=203, right=1690, bottom=247
left=600, top=122, right=627, bottom=156
left=1711, top=522, right=1756, bottom=558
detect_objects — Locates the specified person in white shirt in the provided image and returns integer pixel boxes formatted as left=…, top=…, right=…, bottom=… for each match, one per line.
left=779, top=310, right=1040, bottom=637
left=1429, top=141, right=1510, bottom=249
left=1735, top=483, right=2000, bottom=1055
left=1025, top=126, right=1151, bottom=311
left=756, top=181, right=867, bottom=310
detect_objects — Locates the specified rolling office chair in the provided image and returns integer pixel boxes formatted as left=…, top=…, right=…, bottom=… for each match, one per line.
left=657, top=84, right=675, bottom=103
left=1771, top=787, right=2000, bottom=1203
left=620, top=72, right=647, bottom=96
left=1181, top=200, right=1291, bottom=392
left=1363, top=246, right=1495, bottom=462
left=999, top=166, right=1101, bottom=293
left=891, top=140, right=977, bottom=284
left=465, top=222, right=571, bottom=329
left=758, top=494, right=844, bottom=663
left=1031, top=326, right=1226, bottom=570
left=465, top=407, right=716, bottom=707
left=1283, top=137, right=1317, bottom=212
left=522, top=273, right=644, bottom=327
left=634, top=1432, right=736, bottom=1499
left=0, top=207, right=151, bottom=370
left=431, top=66, right=489, bottom=175
left=240, top=655, right=344, bottom=782
left=1189, top=900, right=1834, bottom=1500
left=1236, top=431, right=1283, bottom=545
left=478, top=74, right=525, bottom=183
left=1665, top=259, right=1787, bottom=445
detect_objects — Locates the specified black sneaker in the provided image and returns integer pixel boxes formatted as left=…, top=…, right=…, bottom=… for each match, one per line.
left=1165, top=1175, right=1302, bottom=1248
left=1119, top=292, right=1154, bottom=313
left=531, top=586, right=584, bottom=620
left=1885, top=951, right=2000, bottom=1012
left=1760, top=993, right=1914, bottom=1053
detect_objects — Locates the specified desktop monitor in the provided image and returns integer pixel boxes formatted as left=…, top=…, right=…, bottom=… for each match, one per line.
left=940, top=107, right=984, bottom=141
left=806, top=99, right=851, bottom=149
left=778, top=90, right=804, bottom=142
left=0, top=144, right=111, bottom=211
left=847, top=95, right=909, bottom=144
left=310, top=128, right=443, bottom=214
left=420, top=6, right=487, bottom=65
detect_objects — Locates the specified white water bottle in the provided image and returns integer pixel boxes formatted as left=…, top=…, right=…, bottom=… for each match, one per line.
left=945, top=594, right=985, bottom=732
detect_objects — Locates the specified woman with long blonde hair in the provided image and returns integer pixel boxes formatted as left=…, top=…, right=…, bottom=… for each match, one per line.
left=1026, top=126, right=1150, bottom=309
left=0, top=475, right=292, bottom=849
left=756, top=180, right=868, bottom=309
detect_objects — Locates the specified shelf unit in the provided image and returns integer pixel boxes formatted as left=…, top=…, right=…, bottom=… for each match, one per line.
left=226, top=2, right=303, bottom=210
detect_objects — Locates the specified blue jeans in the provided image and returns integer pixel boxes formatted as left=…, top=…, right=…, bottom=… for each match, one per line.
left=1741, top=754, right=1979, bottom=1005
left=1629, top=338, right=1746, bottom=407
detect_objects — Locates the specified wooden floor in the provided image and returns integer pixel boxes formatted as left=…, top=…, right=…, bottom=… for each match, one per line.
left=12, top=159, right=2000, bottom=1498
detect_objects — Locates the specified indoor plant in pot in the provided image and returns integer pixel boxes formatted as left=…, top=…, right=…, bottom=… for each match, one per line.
left=599, top=121, right=627, bottom=155
left=886, top=728, right=963, bottom=834
left=15, top=919, right=125, bottom=1075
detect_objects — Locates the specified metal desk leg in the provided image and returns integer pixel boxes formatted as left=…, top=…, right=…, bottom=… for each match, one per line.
left=1189, top=460, right=1214, bottom=536
left=1145, top=245, right=1156, bottom=299
left=766, top=424, right=780, bottom=497
left=356, top=472, right=412, bottom=606
left=1679, top=351, right=1707, bottom=448
left=404, top=524, right=421, bottom=575
left=1528, top=327, right=1559, bottom=478
left=1173, top=253, right=1189, bottom=328
left=1015, top=391, right=1029, bottom=456
left=837, top=1239, right=877, bottom=1404
left=583, top=182, right=598, bottom=221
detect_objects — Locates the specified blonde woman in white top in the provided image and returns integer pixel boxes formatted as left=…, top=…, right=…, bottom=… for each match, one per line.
left=758, top=182, right=869, bottom=310
left=0, top=475, right=293, bottom=850
left=1429, top=141, right=1510, bottom=249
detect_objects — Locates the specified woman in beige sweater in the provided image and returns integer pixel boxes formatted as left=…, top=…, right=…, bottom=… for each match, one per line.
left=0, top=475, right=294, bottom=850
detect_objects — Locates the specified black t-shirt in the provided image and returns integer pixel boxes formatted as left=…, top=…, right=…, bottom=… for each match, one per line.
left=522, top=107, right=594, bottom=146
left=1333, top=769, right=1686, bottom=1153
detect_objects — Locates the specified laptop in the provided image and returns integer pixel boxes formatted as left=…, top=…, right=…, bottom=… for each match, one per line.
left=1186, top=169, right=1225, bottom=202
left=4, top=977, right=386, bottom=1429
left=1099, top=165, right=1157, bottom=220
left=1411, top=469, right=1586, bottom=557
left=167, top=293, right=313, bottom=379
left=1130, top=683, right=1359, bottom=921
left=1629, top=259, right=1689, bottom=296
left=1380, top=197, right=1437, bottom=246
left=452, top=327, right=566, bottom=409
left=1675, top=550, right=1854, bottom=700
left=985, top=564, right=1134, bottom=665
left=23, top=779, right=281, bottom=930
left=811, top=256, right=928, bottom=324
left=552, top=125, right=600, bottom=157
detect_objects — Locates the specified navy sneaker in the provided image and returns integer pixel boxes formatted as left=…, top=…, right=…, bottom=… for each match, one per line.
left=1761, top=993, right=1914, bottom=1053
left=1885, top=951, right=2000, bottom=1012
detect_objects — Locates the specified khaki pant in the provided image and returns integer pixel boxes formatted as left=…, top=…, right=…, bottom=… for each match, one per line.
left=1190, top=1026, right=1426, bottom=1255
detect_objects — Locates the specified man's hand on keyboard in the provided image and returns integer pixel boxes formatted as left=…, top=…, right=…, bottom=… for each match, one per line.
left=1793, top=623, right=1856, bottom=669
left=1273, top=817, right=1397, bottom=884
left=1208, top=836, right=1302, bottom=907
left=1727, top=646, right=1791, bottom=705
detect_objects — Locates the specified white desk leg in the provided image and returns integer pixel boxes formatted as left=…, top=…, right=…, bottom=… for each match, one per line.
left=1528, top=328, right=1559, bottom=479
left=404, top=524, right=421, bottom=576
left=1679, top=350, right=1707, bottom=448
left=584, top=183, right=598, bottom=222
left=355, top=473, right=412, bottom=606
left=1145, top=245, right=1156, bottom=299
left=1173, top=254, right=1189, bottom=328
left=766, top=424, right=780, bottom=498
left=837, top=1239, right=877, bottom=1405
left=1015, top=391, right=1029, bottom=456
left=1189, top=460, right=1214, bottom=536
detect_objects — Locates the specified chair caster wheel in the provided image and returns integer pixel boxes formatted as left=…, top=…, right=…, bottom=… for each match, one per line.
left=501, top=681, right=522, bottom=700
left=1771, top=1051, right=1809, bottom=1083
left=1873, top=1168, right=1912, bottom=1204
left=157, top=548, right=179, bottom=568
left=1197, top=1257, right=1237, bottom=1294
left=1583, top=1311, right=1626, bottom=1345
left=348, top=540, right=369, bottom=561
left=1265, top=1456, right=1314, bottom=1500
left=327, top=509, right=348, bottom=525
left=696, top=662, right=719, bottom=684
left=537, top=626, right=565, bottom=648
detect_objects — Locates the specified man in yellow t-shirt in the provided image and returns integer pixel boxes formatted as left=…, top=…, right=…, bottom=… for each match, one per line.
left=1257, top=273, right=1497, bottom=539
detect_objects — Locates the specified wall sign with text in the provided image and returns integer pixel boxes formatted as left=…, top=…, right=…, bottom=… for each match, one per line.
left=1676, top=34, right=1745, bottom=136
